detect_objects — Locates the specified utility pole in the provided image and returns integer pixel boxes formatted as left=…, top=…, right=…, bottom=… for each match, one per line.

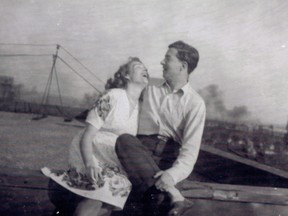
left=32, top=45, right=60, bottom=120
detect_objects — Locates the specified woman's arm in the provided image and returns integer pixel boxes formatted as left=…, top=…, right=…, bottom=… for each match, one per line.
left=80, top=90, right=114, bottom=182
left=80, top=123, right=102, bottom=182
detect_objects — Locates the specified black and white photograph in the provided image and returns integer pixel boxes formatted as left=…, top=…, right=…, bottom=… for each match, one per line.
left=1, top=0, right=288, bottom=215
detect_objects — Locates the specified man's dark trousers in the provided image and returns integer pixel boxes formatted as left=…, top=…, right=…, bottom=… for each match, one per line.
left=115, top=134, right=180, bottom=215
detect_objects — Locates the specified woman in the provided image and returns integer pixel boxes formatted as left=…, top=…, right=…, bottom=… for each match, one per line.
left=42, top=57, right=149, bottom=216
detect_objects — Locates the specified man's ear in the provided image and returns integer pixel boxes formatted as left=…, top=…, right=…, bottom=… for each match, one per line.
left=181, top=61, right=188, bottom=71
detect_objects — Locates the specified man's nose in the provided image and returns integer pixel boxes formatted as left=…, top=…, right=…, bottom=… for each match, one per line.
left=160, top=59, right=165, bottom=65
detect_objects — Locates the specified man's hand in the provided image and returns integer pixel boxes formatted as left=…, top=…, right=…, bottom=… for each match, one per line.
left=154, top=171, right=175, bottom=191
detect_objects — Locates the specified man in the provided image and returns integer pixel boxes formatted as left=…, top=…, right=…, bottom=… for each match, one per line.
left=116, top=41, right=206, bottom=216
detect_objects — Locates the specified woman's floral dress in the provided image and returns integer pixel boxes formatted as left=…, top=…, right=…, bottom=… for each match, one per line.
left=42, top=89, right=138, bottom=210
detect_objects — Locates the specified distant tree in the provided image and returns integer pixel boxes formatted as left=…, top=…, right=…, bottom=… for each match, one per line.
left=12, top=84, right=23, bottom=101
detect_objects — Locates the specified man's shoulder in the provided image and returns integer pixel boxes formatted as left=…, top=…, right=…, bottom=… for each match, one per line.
left=147, top=81, right=165, bottom=88
left=186, top=85, right=204, bottom=102
left=145, top=81, right=165, bottom=93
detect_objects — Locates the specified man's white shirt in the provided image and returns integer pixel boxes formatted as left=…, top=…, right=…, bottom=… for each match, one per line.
left=138, top=81, right=206, bottom=184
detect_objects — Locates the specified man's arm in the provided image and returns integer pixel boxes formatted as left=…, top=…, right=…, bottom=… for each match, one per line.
left=164, top=100, right=206, bottom=185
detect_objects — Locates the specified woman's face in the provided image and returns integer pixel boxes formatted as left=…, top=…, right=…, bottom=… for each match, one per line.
left=128, top=61, right=149, bottom=86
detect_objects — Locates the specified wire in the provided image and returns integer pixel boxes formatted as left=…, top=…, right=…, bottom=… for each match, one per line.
left=57, top=56, right=101, bottom=93
left=0, top=43, right=105, bottom=85
left=59, top=45, right=105, bottom=84
left=0, top=43, right=57, bottom=47
left=0, top=54, right=53, bottom=57
left=0, top=43, right=103, bottom=92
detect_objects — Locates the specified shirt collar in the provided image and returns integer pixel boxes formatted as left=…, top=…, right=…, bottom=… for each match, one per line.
left=160, top=81, right=190, bottom=95
left=181, top=82, right=191, bottom=95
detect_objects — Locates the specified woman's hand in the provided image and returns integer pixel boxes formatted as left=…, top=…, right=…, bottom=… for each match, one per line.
left=86, top=165, right=103, bottom=183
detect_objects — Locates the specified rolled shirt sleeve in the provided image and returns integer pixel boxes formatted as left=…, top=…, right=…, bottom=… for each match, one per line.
left=165, top=100, right=206, bottom=184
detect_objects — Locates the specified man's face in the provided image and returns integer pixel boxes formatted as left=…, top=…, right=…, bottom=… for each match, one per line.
left=161, top=48, right=182, bottom=81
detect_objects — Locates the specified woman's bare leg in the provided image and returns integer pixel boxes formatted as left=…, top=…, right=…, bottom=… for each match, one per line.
left=73, top=199, right=102, bottom=216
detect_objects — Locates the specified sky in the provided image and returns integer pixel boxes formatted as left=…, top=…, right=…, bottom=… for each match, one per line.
left=0, top=0, right=287, bottom=126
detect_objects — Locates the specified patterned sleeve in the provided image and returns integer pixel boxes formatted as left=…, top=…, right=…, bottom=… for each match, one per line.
left=85, top=90, right=115, bottom=129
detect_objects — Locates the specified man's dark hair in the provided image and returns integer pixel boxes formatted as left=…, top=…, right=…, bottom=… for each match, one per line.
left=168, top=41, right=199, bottom=74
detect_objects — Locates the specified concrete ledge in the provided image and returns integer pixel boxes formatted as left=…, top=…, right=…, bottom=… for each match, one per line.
left=1, top=167, right=288, bottom=216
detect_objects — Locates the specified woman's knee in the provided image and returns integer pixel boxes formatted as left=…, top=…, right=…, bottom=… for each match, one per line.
left=74, top=199, right=102, bottom=216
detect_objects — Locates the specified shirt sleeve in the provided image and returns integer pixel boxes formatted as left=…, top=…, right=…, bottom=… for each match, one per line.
left=85, top=90, right=115, bottom=129
left=165, top=100, right=206, bottom=184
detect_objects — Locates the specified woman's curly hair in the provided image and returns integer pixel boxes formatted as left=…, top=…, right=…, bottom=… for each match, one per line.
left=105, top=57, right=142, bottom=90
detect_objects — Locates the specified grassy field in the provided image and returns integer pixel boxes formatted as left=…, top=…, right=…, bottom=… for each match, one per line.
left=0, top=111, right=85, bottom=170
